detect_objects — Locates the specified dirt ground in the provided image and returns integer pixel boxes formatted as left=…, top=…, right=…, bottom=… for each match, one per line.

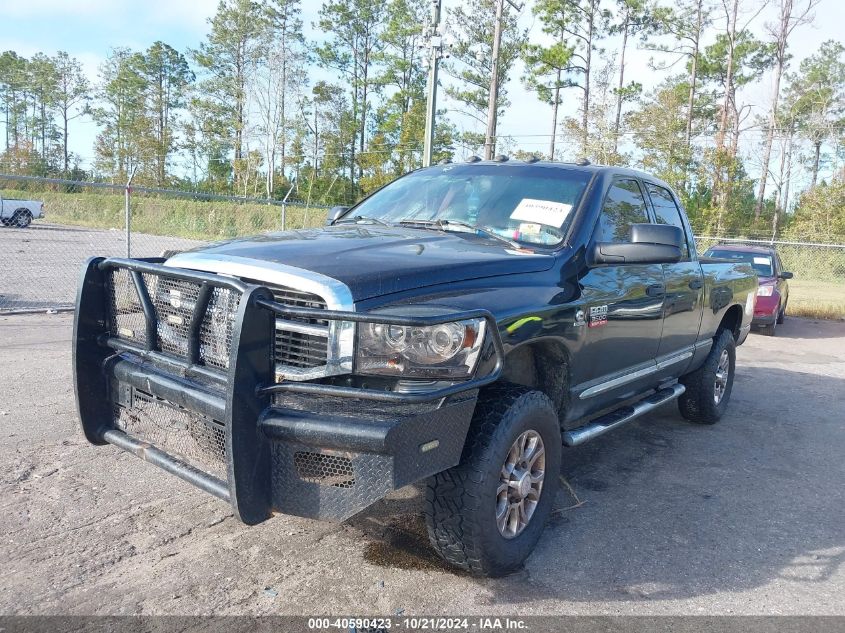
left=1, top=313, right=843, bottom=615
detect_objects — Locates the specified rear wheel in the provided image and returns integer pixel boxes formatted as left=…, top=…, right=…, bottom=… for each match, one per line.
left=11, top=209, right=32, bottom=228
left=678, top=328, right=736, bottom=424
left=424, top=384, right=561, bottom=577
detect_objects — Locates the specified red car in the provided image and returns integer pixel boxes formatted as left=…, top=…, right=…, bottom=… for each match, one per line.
left=704, top=244, right=793, bottom=336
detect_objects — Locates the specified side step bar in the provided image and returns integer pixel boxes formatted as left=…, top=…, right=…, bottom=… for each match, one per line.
left=562, top=383, right=686, bottom=447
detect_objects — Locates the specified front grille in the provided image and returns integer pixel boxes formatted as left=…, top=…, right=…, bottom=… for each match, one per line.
left=294, top=451, right=355, bottom=488
left=268, top=286, right=328, bottom=322
left=105, top=270, right=239, bottom=371
left=114, top=388, right=227, bottom=480
left=275, top=329, right=329, bottom=368
left=245, top=282, right=330, bottom=373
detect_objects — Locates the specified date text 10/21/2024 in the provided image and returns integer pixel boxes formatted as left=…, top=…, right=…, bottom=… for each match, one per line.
left=306, top=617, right=530, bottom=631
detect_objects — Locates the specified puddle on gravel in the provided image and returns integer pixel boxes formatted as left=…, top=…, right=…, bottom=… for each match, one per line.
left=363, top=513, right=466, bottom=574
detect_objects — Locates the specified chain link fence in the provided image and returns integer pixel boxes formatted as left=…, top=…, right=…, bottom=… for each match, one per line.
left=0, top=174, right=329, bottom=312
left=1, top=173, right=844, bottom=319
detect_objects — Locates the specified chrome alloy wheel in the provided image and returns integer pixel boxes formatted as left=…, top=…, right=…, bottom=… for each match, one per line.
left=496, top=430, right=546, bottom=539
left=714, top=349, right=730, bottom=404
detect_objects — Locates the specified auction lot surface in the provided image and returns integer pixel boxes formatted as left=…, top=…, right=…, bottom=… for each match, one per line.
left=1, top=314, right=843, bottom=615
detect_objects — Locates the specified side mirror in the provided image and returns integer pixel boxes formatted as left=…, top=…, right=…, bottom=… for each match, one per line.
left=591, top=224, right=683, bottom=265
left=326, top=205, right=349, bottom=226
left=779, top=271, right=793, bottom=280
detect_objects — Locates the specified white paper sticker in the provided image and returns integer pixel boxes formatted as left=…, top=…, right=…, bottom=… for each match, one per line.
left=510, top=198, right=572, bottom=226
left=518, top=222, right=542, bottom=235
left=753, top=256, right=771, bottom=265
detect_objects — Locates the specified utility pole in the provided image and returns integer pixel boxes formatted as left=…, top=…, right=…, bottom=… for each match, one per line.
left=423, top=0, right=446, bottom=167
left=484, top=0, right=522, bottom=160
left=484, top=0, right=505, bottom=160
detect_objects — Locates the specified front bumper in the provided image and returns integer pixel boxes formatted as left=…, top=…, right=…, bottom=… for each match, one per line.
left=74, top=257, right=503, bottom=523
left=752, top=313, right=777, bottom=327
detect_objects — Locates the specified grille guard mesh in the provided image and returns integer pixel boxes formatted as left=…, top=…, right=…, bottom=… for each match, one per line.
left=114, top=389, right=227, bottom=480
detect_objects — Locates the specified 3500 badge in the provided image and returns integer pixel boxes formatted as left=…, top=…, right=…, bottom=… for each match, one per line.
left=588, top=304, right=608, bottom=328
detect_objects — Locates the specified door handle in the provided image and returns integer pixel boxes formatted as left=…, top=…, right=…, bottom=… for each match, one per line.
left=646, top=284, right=666, bottom=297
left=688, top=279, right=703, bottom=290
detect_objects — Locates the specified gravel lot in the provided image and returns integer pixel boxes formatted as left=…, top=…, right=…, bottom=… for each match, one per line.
left=0, top=223, right=199, bottom=311
left=0, top=314, right=843, bottom=615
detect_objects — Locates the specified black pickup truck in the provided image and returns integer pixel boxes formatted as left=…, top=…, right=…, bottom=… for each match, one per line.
left=74, top=160, right=757, bottom=576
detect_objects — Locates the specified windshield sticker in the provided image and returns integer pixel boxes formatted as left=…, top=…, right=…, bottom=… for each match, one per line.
left=753, top=256, right=770, bottom=265
left=517, top=222, right=542, bottom=236
left=510, top=198, right=572, bottom=226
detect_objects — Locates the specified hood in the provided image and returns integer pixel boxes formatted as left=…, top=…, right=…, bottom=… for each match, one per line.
left=166, top=225, right=554, bottom=302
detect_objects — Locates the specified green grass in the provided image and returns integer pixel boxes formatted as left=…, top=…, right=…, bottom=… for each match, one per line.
left=785, top=279, right=845, bottom=321
left=1, top=187, right=328, bottom=240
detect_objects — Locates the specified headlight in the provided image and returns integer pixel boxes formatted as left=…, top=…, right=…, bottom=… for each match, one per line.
left=356, top=318, right=486, bottom=379
left=757, top=284, right=775, bottom=297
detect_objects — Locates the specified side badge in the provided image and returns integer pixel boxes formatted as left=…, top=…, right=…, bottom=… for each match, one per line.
left=588, top=305, right=608, bottom=328
left=574, top=309, right=586, bottom=327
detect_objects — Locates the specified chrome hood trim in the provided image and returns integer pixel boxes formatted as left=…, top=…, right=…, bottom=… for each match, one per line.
left=164, top=252, right=354, bottom=311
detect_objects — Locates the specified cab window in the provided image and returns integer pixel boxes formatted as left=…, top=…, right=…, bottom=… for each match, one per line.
left=646, top=183, right=690, bottom=258
left=594, top=178, right=650, bottom=243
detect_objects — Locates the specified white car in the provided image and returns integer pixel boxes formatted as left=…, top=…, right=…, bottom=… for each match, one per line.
left=0, top=195, right=44, bottom=228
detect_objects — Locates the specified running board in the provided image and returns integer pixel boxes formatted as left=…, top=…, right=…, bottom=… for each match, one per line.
left=562, top=383, right=686, bottom=447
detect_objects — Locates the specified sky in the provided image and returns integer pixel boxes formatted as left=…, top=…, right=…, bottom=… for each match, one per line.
left=1, top=0, right=843, bottom=186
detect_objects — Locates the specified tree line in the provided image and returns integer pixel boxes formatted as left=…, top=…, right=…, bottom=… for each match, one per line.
left=1, top=0, right=843, bottom=239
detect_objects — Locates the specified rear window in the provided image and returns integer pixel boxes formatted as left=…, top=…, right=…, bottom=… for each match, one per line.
left=706, top=249, right=773, bottom=277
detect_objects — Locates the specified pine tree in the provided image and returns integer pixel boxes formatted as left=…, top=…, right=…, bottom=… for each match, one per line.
left=192, top=0, right=265, bottom=188
left=52, top=52, right=91, bottom=174
left=316, top=0, right=386, bottom=190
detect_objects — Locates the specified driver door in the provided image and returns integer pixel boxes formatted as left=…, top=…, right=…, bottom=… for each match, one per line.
left=573, top=177, right=666, bottom=410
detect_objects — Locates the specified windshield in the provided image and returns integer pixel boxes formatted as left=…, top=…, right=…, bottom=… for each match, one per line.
left=707, top=249, right=774, bottom=277
left=340, top=164, right=591, bottom=246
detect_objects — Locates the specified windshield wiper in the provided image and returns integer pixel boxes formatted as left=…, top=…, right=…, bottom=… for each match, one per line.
left=397, top=218, right=520, bottom=249
left=439, top=220, right=520, bottom=248
left=397, top=219, right=440, bottom=229
left=336, top=215, right=391, bottom=226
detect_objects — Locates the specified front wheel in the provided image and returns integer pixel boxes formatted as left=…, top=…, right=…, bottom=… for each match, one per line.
left=776, top=302, right=786, bottom=325
left=424, top=384, right=561, bottom=577
left=678, top=329, right=736, bottom=424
